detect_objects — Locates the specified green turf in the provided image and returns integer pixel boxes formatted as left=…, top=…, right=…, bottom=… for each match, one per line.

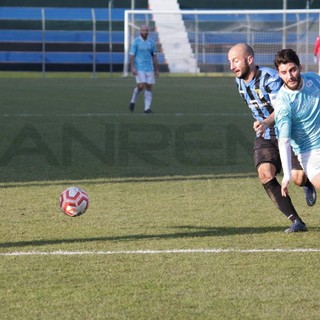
left=0, top=75, right=253, bottom=182
left=1, top=76, right=320, bottom=320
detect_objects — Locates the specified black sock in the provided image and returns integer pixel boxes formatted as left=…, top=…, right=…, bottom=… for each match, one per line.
left=263, top=178, right=303, bottom=223
left=304, top=179, right=313, bottom=188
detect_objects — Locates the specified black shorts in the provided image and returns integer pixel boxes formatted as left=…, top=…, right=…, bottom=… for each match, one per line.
left=253, top=136, right=302, bottom=174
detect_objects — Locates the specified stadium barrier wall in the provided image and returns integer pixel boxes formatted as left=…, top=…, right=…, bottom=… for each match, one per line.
left=0, top=7, right=129, bottom=74
left=1, top=7, right=320, bottom=74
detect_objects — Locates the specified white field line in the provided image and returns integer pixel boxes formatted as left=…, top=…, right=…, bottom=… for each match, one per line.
left=0, top=112, right=250, bottom=118
left=2, top=248, right=320, bottom=256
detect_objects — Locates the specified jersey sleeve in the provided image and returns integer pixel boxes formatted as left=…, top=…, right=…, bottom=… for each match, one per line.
left=274, top=95, right=292, bottom=139
left=129, top=39, right=137, bottom=56
left=265, top=75, right=282, bottom=103
left=275, top=91, right=293, bottom=184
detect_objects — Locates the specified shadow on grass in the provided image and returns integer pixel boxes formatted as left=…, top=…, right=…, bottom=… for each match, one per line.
left=0, top=173, right=257, bottom=188
left=1, top=225, right=291, bottom=249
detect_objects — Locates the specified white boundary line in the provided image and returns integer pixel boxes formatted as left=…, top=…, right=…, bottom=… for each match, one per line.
left=2, top=248, right=320, bottom=256
left=0, top=113, right=250, bottom=118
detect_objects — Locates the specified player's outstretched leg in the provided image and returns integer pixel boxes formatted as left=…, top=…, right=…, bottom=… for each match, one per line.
left=263, top=178, right=308, bottom=233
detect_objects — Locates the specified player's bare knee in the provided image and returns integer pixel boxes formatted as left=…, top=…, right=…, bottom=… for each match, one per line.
left=257, top=167, right=276, bottom=183
left=291, top=170, right=306, bottom=186
left=258, top=173, right=275, bottom=184
left=257, top=163, right=276, bottom=184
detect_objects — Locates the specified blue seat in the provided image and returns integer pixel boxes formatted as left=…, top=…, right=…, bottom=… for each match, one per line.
left=0, top=7, right=126, bottom=21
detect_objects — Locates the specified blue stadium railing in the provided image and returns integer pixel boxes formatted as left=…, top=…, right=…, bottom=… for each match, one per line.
left=0, top=7, right=318, bottom=73
left=0, top=7, right=128, bottom=72
left=0, top=30, right=124, bottom=43
left=0, top=7, right=125, bottom=21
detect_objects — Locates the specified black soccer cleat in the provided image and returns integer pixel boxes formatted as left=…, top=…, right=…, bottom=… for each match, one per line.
left=129, top=102, right=135, bottom=112
left=285, top=220, right=308, bottom=233
left=144, top=109, right=152, bottom=114
left=303, top=184, right=317, bottom=207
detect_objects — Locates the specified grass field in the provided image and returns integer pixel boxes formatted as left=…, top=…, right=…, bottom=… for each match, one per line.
left=1, top=74, right=320, bottom=319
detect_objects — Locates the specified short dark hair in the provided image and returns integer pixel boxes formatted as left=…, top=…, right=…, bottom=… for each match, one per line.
left=274, top=49, right=300, bottom=70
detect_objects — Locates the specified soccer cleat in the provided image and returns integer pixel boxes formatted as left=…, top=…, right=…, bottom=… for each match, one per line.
left=144, top=109, right=152, bottom=113
left=303, top=184, right=317, bottom=207
left=129, top=102, right=135, bottom=112
left=284, top=220, right=308, bottom=233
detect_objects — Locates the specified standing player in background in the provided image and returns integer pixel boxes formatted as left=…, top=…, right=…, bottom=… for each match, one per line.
left=227, top=43, right=316, bottom=233
left=313, top=35, right=320, bottom=62
left=128, top=24, right=159, bottom=113
left=314, top=35, right=320, bottom=73
left=274, top=49, right=320, bottom=198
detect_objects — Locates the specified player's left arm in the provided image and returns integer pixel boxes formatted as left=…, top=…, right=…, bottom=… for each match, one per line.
left=152, top=53, right=159, bottom=78
left=150, top=40, right=159, bottom=78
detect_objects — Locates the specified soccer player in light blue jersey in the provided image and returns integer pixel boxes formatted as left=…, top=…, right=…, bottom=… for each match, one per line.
left=228, top=43, right=315, bottom=233
left=128, top=25, right=159, bottom=113
left=274, top=49, right=320, bottom=206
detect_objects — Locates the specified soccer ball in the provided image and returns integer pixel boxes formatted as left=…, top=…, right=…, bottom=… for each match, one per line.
left=59, top=186, right=89, bottom=217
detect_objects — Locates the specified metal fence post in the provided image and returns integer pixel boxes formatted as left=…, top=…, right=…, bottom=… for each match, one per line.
left=41, top=8, right=46, bottom=77
left=108, top=0, right=113, bottom=75
left=92, top=8, right=97, bottom=78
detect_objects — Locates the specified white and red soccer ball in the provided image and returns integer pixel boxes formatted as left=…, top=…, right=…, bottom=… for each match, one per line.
left=59, top=186, right=89, bottom=217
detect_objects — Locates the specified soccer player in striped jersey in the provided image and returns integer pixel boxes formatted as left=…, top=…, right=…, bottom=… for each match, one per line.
left=128, top=25, right=159, bottom=113
left=228, top=43, right=316, bottom=233
left=274, top=48, right=320, bottom=201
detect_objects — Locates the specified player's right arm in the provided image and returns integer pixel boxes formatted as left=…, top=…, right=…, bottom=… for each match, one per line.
left=274, top=96, right=292, bottom=196
left=278, top=137, right=292, bottom=196
left=129, top=54, right=137, bottom=75
left=253, top=113, right=275, bottom=137
left=129, top=39, right=138, bottom=75
left=253, top=71, right=280, bottom=136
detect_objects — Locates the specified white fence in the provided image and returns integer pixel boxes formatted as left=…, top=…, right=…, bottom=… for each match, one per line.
left=123, top=9, right=320, bottom=75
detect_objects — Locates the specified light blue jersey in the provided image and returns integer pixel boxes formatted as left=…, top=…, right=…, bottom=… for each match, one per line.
left=129, top=36, right=156, bottom=72
left=275, top=72, right=320, bottom=155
